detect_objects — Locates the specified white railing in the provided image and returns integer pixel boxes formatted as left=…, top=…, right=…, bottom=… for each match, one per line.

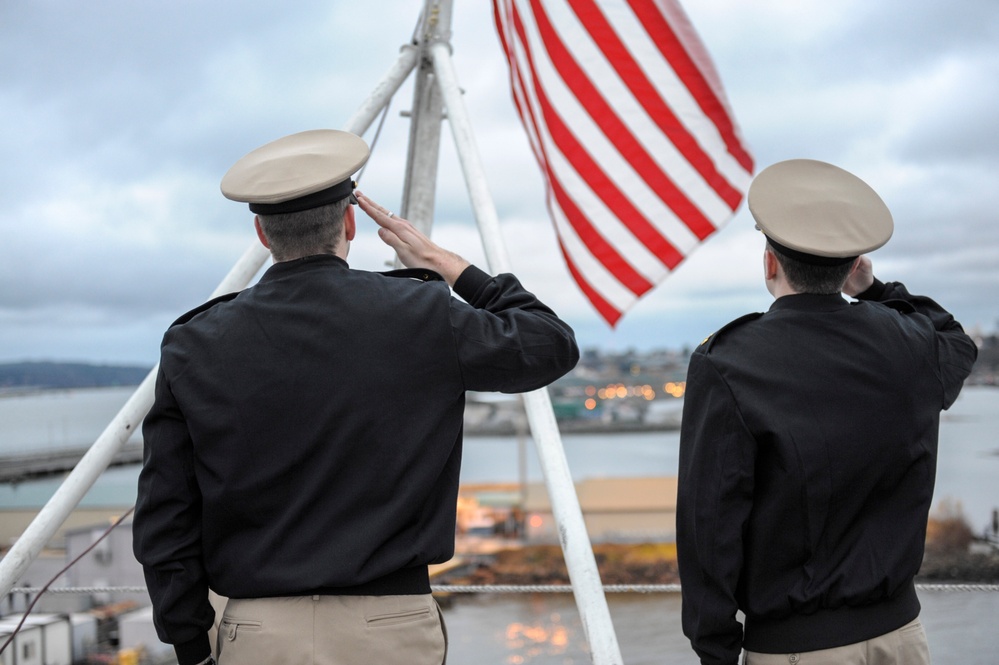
left=14, top=583, right=999, bottom=596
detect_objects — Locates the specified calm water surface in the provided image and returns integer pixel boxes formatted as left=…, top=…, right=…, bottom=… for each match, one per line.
left=441, top=590, right=999, bottom=664
left=3, top=387, right=996, bottom=527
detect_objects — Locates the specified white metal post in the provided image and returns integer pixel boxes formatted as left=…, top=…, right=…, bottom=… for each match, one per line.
left=429, top=37, right=624, bottom=665
left=344, top=45, right=420, bottom=143
left=0, top=46, right=420, bottom=600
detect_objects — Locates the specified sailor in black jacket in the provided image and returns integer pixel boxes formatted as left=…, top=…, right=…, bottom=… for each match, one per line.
left=132, top=130, right=579, bottom=665
left=676, top=160, right=977, bottom=665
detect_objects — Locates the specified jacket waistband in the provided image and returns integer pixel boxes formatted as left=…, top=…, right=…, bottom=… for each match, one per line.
left=297, top=566, right=431, bottom=597
left=743, top=581, right=920, bottom=653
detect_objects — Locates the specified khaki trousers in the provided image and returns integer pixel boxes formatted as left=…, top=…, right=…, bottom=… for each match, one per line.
left=215, top=594, right=447, bottom=665
left=744, top=618, right=930, bottom=665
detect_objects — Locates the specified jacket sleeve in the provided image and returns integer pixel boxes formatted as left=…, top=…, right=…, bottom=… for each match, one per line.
left=857, top=278, right=978, bottom=408
left=132, top=362, right=214, bottom=665
left=676, top=351, right=755, bottom=665
left=448, top=265, right=579, bottom=393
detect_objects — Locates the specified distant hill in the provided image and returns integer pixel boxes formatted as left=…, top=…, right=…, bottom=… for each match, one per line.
left=0, top=362, right=151, bottom=390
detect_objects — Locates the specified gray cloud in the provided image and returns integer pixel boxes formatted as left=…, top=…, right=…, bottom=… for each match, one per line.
left=2, top=0, right=997, bottom=363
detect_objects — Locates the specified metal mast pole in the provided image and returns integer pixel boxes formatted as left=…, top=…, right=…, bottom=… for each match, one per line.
left=396, top=1, right=452, bottom=244
left=424, top=6, right=624, bottom=663
left=0, top=47, right=419, bottom=600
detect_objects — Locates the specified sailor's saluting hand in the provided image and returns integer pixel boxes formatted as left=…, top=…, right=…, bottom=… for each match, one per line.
left=356, top=190, right=470, bottom=286
left=842, top=255, right=875, bottom=297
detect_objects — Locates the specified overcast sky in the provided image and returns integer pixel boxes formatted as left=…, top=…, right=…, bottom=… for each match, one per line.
left=2, top=0, right=997, bottom=366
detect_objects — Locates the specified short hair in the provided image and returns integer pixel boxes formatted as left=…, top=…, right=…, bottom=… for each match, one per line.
left=256, top=199, right=350, bottom=262
left=768, top=241, right=854, bottom=295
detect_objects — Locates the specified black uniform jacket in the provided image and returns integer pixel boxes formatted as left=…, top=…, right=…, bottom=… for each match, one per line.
left=132, top=255, right=579, bottom=664
left=676, top=279, right=977, bottom=665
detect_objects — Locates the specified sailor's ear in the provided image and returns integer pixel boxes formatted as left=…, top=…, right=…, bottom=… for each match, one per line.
left=345, top=205, right=356, bottom=242
left=254, top=216, right=271, bottom=249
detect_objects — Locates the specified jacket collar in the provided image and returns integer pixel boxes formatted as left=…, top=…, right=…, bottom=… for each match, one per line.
left=259, top=254, right=349, bottom=283
left=769, top=292, right=849, bottom=313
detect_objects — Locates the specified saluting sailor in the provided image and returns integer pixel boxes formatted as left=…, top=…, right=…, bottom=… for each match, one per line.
left=676, top=159, right=978, bottom=665
left=133, top=129, right=580, bottom=665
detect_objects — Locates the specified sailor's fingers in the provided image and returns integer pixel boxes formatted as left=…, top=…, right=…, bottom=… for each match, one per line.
left=357, top=191, right=421, bottom=252
left=355, top=190, right=469, bottom=284
left=356, top=191, right=406, bottom=228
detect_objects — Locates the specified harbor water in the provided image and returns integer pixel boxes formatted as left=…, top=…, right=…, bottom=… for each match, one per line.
left=1, top=385, right=998, bottom=662
left=441, top=587, right=999, bottom=664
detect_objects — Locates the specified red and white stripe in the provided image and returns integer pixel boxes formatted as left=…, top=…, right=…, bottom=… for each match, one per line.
left=492, top=0, right=754, bottom=325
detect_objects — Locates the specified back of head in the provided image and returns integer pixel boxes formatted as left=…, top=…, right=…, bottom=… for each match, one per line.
left=766, top=241, right=855, bottom=294
left=256, top=199, right=350, bottom=262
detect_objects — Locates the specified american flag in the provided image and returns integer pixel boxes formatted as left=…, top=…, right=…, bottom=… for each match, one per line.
left=492, top=0, right=754, bottom=325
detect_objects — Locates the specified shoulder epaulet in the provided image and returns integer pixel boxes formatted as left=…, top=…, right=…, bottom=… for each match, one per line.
left=378, top=268, right=445, bottom=282
left=697, top=312, right=764, bottom=352
left=169, top=291, right=240, bottom=328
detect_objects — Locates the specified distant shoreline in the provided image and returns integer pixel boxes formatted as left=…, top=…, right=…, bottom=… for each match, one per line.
left=0, top=361, right=150, bottom=392
left=438, top=542, right=999, bottom=587
left=466, top=421, right=680, bottom=436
